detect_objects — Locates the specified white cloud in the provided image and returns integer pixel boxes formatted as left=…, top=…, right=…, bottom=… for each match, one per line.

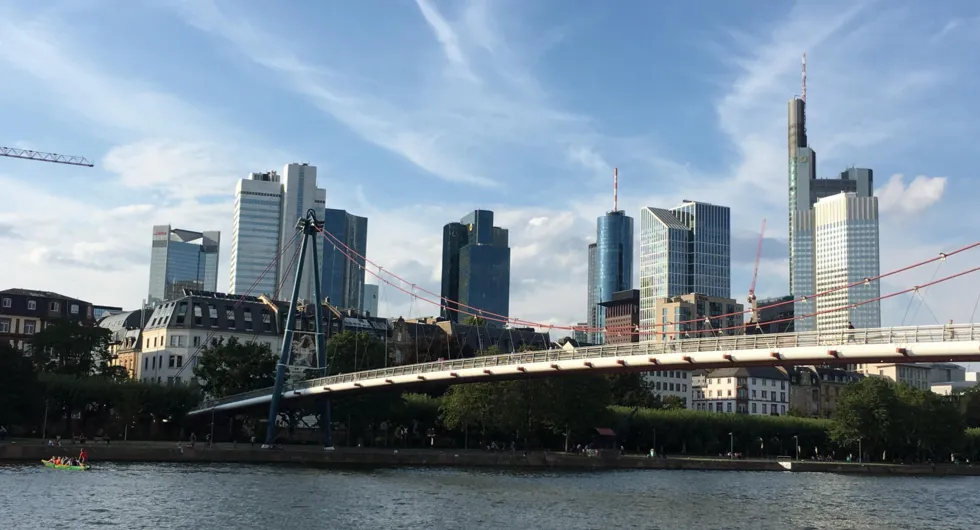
left=876, top=174, right=947, bottom=214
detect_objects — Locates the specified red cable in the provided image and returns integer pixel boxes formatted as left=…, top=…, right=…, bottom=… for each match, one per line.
left=318, top=224, right=980, bottom=333
left=317, top=227, right=980, bottom=337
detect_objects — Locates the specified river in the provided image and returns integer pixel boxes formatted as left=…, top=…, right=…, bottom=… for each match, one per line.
left=0, top=463, right=975, bottom=529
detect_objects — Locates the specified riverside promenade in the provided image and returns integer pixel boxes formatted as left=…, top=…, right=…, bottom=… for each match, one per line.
left=2, top=439, right=977, bottom=476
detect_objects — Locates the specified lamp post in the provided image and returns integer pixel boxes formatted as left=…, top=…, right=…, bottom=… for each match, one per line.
left=858, top=438, right=863, bottom=464
left=793, top=435, right=799, bottom=461
left=728, top=432, right=734, bottom=459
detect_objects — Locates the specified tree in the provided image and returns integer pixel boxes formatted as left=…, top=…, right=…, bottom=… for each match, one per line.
left=961, top=386, right=980, bottom=428
left=0, top=342, right=41, bottom=427
left=462, top=316, right=487, bottom=326
left=540, top=375, right=612, bottom=451
left=661, top=395, right=686, bottom=410
left=30, top=319, right=115, bottom=377
left=830, top=377, right=904, bottom=460
left=326, top=331, right=388, bottom=374
left=193, top=337, right=278, bottom=398
left=607, top=373, right=659, bottom=408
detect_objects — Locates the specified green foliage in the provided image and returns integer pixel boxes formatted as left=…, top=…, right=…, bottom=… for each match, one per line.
left=0, top=341, right=42, bottom=426
left=29, top=319, right=117, bottom=377
left=193, top=337, right=278, bottom=398
left=961, top=386, right=980, bottom=428
left=462, top=316, right=486, bottom=326
left=326, top=331, right=388, bottom=374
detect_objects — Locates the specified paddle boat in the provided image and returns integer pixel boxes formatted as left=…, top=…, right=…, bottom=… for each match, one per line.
left=41, top=458, right=91, bottom=471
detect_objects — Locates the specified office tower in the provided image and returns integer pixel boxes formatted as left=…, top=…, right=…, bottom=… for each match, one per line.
left=787, top=57, right=875, bottom=330
left=813, top=193, right=881, bottom=331
left=321, top=208, right=368, bottom=310
left=147, top=225, right=219, bottom=306
left=362, top=284, right=379, bottom=317
left=229, top=171, right=284, bottom=297
left=440, top=210, right=511, bottom=325
left=586, top=242, right=598, bottom=343
left=639, top=201, right=730, bottom=335
left=591, top=209, right=633, bottom=344
left=278, top=163, right=327, bottom=302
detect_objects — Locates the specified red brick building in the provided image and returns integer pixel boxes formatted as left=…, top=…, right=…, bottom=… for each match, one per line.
left=599, top=289, right=639, bottom=344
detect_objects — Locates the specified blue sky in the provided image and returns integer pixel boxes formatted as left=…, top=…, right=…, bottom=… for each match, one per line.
left=1, top=0, right=979, bottom=332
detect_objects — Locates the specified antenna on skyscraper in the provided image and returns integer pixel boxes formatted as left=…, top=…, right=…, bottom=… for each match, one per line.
left=613, top=167, right=619, bottom=212
left=802, top=52, right=807, bottom=103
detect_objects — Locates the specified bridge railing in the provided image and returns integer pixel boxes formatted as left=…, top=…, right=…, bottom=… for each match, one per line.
left=193, top=323, right=978, bottom=411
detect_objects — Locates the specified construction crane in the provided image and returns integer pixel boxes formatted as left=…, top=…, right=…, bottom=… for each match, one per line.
left=746, top=218, right=767, bottom=331
left=0, top=146, right=94, bottom=167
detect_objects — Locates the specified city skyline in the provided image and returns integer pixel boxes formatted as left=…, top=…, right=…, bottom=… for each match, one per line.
left=0, top=1, right=973, bottom=329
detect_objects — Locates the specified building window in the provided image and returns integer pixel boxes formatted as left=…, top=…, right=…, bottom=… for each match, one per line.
left=1, top=298, right=9, bottom=308
left=0, top=318, right=9, bottom=333
left=27, top=300, right=36, bottom=310
left=24, top=321, right=36, bottom=334
left=168, top=355, right=176, bottom=368
left=70, top=304, right=79, bottom=314
left=193, top=335, right=201, bottom=347
left=49, top=301, right=60, bottom=311
left=751, top=403, right=757, bottom=413
left=176, top=355, right=183, bottom=368
left=144, top=358, right=148, bottom=370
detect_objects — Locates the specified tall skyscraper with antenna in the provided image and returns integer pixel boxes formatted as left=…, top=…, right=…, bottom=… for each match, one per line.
left=588, top=168, right=634, bottom=344
left=787, top=53, right=875, bottom=331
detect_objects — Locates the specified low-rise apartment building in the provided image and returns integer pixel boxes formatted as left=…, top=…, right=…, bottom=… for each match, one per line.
left=784, top=366, right=863, bottom=418
left=0, top=288, right=96, bottom=351
left=645, top=370, right=692, bottom=407
left=692, top=367, right=789, bottom=415
left=853, top=363, right=931, bottom=391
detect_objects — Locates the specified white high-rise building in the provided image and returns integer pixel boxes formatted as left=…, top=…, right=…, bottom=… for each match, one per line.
left=229, top=171, right=284, bottom=297
left=279, top=163, right=327, bottom=302
left=229, top=164, right=326, bottom=302
left=813, top=192, right=881, bottom=331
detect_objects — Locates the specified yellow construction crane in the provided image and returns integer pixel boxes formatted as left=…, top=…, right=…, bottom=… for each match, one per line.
left=0, top=146, right=94, bottom=167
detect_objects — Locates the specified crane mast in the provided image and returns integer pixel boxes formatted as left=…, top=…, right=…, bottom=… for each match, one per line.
left=747, top=218, right=767, bottom=327
left=0, top=146, right=94, bottom=167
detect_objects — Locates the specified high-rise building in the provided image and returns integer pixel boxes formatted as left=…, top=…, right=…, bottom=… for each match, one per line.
left=639, top=201, right=730, bottom=337
left=229, top=171, right=284, bottom=297
left=440, top=210, right=510, bottom=325
left=813, top=193, right=881, bottom=331
left=279, top=163, right=327, bottom=302
left=362, top=284, right=379, bottom=317
left=586, top=242, right=598, bottom=343
left=147, top=225, right=219, bottom=306
left=321, top=208, right=368, bottom=311
left=591, top=210, right=633, bottom=344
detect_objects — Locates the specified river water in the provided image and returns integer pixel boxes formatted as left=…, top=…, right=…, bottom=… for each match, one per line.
left=0, top=463, right=975, bottom=529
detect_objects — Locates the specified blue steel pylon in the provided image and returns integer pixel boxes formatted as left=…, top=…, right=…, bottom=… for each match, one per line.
left=264, top=209, right=333, bottom=449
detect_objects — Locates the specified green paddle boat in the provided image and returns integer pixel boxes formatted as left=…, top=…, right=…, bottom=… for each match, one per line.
left=42, top=459, right=91, bottom=471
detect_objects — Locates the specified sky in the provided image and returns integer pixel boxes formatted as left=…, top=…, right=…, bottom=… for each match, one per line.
left=2, top=0, right=980, bottom=336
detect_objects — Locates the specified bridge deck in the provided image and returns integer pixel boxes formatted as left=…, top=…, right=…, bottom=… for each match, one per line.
left=188, top=323, right=980, bottom=415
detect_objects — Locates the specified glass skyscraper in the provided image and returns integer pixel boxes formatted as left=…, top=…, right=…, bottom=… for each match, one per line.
left=639, top=202, right=730, bottom=335
left=586, top=242, right=598, bottom=343
left=321, top=208, right=368, bottom=311
left=440, top=210, right=510, bottom=325
left=229, top=171, right=283, bottom=297
left=788, top=93, right=874, bottom=330
left=147, top=225, right=220, bottom=306
left=813, top=193, right=881, bottom=330
left=589, top=210, right=633, bottom=344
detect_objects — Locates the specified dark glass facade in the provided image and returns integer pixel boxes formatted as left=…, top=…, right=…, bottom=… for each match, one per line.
left=593, top=211, right=633, bottom=343
left=147, top=225, right=219, bottom=307
left=586, top=242, right=598, bottom=343
left=440, top=210, right=510, bottom=324
left=321, top=208, right=368, bottom=311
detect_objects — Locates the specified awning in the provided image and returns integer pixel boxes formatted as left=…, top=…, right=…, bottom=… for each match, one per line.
left=595, top=427, right=616, bottom=437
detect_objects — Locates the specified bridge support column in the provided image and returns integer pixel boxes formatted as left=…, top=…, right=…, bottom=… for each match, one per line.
left=309, top=221, right=333, bottom=450
left=264, top=209, right=323, bottom=447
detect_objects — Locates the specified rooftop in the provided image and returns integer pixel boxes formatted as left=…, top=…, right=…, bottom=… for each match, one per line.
left=0, top=288, right=87, bottom=303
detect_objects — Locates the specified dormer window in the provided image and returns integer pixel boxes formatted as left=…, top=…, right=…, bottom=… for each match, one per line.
left=27, top=300, right=36, bottom=310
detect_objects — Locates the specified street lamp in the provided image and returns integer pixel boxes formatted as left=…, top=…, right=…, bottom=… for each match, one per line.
left=728, top=432, right=734, bottom=459
left=793, top=435, right=799, bottom=461
left=858, top=438, right=863, bottom=464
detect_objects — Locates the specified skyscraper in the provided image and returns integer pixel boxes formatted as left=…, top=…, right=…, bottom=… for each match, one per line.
left=321, top=208, right=368, bottom=311
left=440, top=210, right=510, bottom=325
left=362, top=284, right=379, bottom=317
left=787, top=58, right=875, bottom=330
left=279, top=163, right=327, bottom=302
left=591, top=210, right=633, bottom=344
left=229, top=171, right=283, bottom=297
left=229, top=164, right=326, bottom=302
left=813, top=193, right=881, bottom=331
left=586, top=242, right=598, bottom=343
left=147, top=225, right=219, bottom=306
left=639, top=201, right=730, bottom=334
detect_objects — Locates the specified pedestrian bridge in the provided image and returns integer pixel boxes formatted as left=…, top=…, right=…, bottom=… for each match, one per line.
left=187, top=323, right=980, bottom=416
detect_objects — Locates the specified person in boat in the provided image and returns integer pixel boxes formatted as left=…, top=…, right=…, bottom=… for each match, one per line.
left=79, top=448, right=88, bottom=463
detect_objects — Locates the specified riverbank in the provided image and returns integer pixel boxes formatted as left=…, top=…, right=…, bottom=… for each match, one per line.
left=2, top=440, right=976, bottom=476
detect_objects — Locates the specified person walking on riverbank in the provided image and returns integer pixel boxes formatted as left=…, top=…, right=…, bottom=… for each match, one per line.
left=0, top=425, right=7, bottom=442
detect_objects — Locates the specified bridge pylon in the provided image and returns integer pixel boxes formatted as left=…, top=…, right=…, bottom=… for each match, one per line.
left=264, top=209, right=333, bottom=449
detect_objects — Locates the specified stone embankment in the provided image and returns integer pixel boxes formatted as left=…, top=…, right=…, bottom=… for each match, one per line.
left=2, top=440, right=976, bottom=476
